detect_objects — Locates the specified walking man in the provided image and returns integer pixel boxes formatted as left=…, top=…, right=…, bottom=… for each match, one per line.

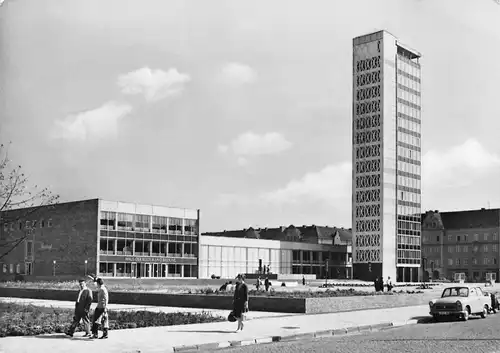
left=90, top=278, right=109, bottom=339
left=66, top=279, right=93, bottom=337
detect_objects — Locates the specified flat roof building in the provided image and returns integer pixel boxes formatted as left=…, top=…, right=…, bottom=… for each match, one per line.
left=352, top=30, right=422, bottom=283
left=0, top=199, right=200, bottom=279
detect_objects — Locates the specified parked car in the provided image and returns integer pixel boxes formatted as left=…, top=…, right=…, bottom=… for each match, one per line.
left=429, top=285, right=491, bottom=321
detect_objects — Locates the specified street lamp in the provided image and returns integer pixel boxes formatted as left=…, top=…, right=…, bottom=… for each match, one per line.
left=52, top=260, right=56, bottom=277
left=84, top=260, right=88, bottom=276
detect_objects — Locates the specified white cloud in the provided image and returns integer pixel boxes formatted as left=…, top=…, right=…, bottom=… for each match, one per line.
left=261, top=162, right=352, bottom=205
left=117, top=67, right=190, bottom=102
left=52, top=101, right=132, bottom=141
left=217, top=144, right=229, bottom=154
left=221, top=131, right=292, bottom=157
left=236, top=157, right=249, bottom=166
left=220, top=62, right=257, bottom=86
left=422, top=138, right=500, bottom=189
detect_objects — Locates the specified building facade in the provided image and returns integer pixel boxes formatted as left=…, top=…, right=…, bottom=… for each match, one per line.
left=352, top=30, right=422, bottom=282
left=422, top=209, right=500, bottom=282
left=0, top=199, right=200, bottom=279
left=201, top=225, right=352, bottom=279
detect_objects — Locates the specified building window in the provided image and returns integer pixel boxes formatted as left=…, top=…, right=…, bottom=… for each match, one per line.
left=494, top=245, right=498, bottom=252
left=18, top=222, right=22, bottom=230
left=117, top=213, right=133, bottom=231
left=184, top=219, right=197, bottom=235
left=457, top=235, right=461, bottom=242
left=2, top=264, right=6, bottom=273
left=494, top=258, right=498, bottom=265
left=474, top=234, right=479, bottom=241
left=456, top=245, right=460, bottom=253
left=456, top=259, right=460, bottom=266
left=3, top=223, right=8, bottom=232
left=9, top=264, right=13, bottom=273
left=26, top=241, right=33, bottom=257
left=40, top=219, right=45, bottom=228
left=32, top=220, right=37, bottom=228
left=448, top=246, right=453, bottom=253
left=448, top=258, right=453, bottom=266
left=168, top=218, right=183, bottom=235
left=25, top=220, right=31, bottom=229
left=47, top=219, right=53, bottom=228
left=10, top=223, right=14, bottom=231
left=485, top=233, right=490, bottom=241
left=464, top=258, right=468, bottom=265
left=484, top=257, right=489, bottom=265
left=494, top=233, right=498, bottom=241
left=472, top=258, right=477, bottom=265
left=100, top=212, right=116, bottom=230
left=448, top=235, right=452, bottom=242
left=464, top=234, right=468, bottom=242
left=484, top=245, right=488, bottom=252
left=463, top=246, right=468, bottom=253
left=15, top=264, right=20, bottom=273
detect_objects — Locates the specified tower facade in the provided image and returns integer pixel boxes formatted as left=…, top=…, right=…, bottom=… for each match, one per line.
left=352, top=30, right=422, bottom=283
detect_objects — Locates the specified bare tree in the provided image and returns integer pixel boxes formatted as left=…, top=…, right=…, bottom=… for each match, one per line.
left=0, top=142, right=59, bottom=260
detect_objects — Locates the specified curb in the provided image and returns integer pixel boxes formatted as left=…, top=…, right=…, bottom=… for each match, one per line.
left=171, top=317, right=431, bottom=352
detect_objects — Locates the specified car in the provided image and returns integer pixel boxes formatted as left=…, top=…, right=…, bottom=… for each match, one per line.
left=429, top=285, right=491, bottom=321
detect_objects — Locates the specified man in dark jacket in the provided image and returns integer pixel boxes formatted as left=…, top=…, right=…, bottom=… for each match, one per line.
left=66, top=279, right=93, bottom=337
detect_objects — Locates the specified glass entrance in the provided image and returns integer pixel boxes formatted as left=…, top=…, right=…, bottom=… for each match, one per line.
left=153, top=264, right=159, bottom=277
left=131, top=263, right=137, bottom=278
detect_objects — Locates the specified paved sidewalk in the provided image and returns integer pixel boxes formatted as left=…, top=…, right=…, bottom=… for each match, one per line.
left=0, top=297, right=291, bottom=320
left=0, top=305, right=430, bottom=353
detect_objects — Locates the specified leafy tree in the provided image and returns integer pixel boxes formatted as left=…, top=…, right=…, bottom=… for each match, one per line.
left=0, top=142, right=59, bottom=260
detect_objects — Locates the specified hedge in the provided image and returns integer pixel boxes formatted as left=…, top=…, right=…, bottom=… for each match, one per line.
left=0, top=302, right=225, bottom=337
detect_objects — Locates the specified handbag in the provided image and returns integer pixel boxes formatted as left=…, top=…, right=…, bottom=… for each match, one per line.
left=227, top=311, right=236, bottom=322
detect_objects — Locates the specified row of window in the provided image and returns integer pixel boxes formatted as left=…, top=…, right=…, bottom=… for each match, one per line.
left=448, top=257, right=498, bottom=266
left=397, top=205, right=421, bottom=218
left=397, top=159, right=421, bottom=176
left=397, top=174, right=421, bottom=190
left=397, top=54, right=421, bottom=71
left=355, top=56, right=381, bottom=72
left=3, top=219, right=53, bottom=232
left=423, top=233, right=499, bottom=243
left=397, top=235, right=420, bottom=246
left=398, top=88, right=421, bottom=107
left=397, top=249, right=421, bottom=259
left=397, top=131, right=421, bottom=149
left=2, top=263, right=20, bottom=274
left=397, top=118, right=421, bottom=138
left=397, top=69, right=421, bottom=84
left=98, top=262, right=198, bottom=278
left=399, top=107, right=421, bottom=126
left=99, top=237, right=198, bottom=257
left=399, top=190, right=421, bottom=204
left=397, top=83, right=421, bottom=97
left=291, top=250, right=351, bottom=263
left=100, top=212, right=197, bottom=235
left=354, top=114, right=381, bottom=130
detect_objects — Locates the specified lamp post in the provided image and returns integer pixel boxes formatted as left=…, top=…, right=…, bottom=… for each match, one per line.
left=52, top=260, right=56, bottom=277
left=84, top=260, right=88, bottom=276
left=325, top=259, right=329, bottom=287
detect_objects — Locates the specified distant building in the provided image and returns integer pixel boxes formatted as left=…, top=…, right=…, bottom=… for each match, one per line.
left=201, top=225, right=352, bottom=279
left=422, top=208, right=500, bottom=282
left=0, top=199, right=200, bottom=279
left=352, top=30, right=422, bottom=282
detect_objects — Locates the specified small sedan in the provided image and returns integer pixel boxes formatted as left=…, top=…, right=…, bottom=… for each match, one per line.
left=429, top=285, right=491, bottom=321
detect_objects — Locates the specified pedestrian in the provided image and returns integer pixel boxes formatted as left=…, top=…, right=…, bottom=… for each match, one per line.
left=90, top=277, right=109, bottom=339
left=302, top=275, right=306, bottom=286
left=256, top=277, right=261, bottom=291
left=264, top=277, right=270, bottom=292
left=233, top=274, right=249, bottom=332
left=66, top=279, right=93, bottom=337
left=378, top=277, right=384, bottom=292
left=374, top=277, right=379, bottom=292
left=386, top=276, right=393, bottom=292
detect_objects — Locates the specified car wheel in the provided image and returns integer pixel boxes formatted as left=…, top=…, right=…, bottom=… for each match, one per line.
left=481, top=306, right=488, bottom=319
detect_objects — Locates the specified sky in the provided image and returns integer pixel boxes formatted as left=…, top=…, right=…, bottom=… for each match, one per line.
left=1, top=0, right=500, bottom=232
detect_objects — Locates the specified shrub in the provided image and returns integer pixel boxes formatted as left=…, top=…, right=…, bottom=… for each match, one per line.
left=0, top=303, right=224, bottom=338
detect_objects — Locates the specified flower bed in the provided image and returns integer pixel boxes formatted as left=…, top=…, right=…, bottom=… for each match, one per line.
left=0, top=302, right=225, bottom=337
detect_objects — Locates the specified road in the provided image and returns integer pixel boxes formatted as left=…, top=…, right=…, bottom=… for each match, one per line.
left=218, top=314, right=500, bottom=353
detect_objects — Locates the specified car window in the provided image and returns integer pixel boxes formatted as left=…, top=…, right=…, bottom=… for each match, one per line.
left=442, top=287, right=469, bottom=297
left=470, top=288, right=476, bottom=296
left=476, top=287, right=484, bottom=296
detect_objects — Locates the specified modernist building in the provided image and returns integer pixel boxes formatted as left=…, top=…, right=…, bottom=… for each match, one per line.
left=201, top=226, right=352, bottom=280
left=422, top=209, right=500, bottom=282
left=0, top=199, right=200, bottom=279
left=352, top=30, right=422, bottom=282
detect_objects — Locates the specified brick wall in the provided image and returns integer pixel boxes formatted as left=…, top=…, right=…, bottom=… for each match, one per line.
left=0, top=199, right=99, bottom=279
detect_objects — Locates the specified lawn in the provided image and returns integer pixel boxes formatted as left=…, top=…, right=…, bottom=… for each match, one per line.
left=0, top=302, right=225, bottom=337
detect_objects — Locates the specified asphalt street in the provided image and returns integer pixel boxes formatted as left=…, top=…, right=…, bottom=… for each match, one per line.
left=218, top=314, right=500, bottom=353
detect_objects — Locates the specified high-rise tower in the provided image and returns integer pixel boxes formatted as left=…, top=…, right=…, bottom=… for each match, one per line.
left=352, top=30, right=422, bottom=282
